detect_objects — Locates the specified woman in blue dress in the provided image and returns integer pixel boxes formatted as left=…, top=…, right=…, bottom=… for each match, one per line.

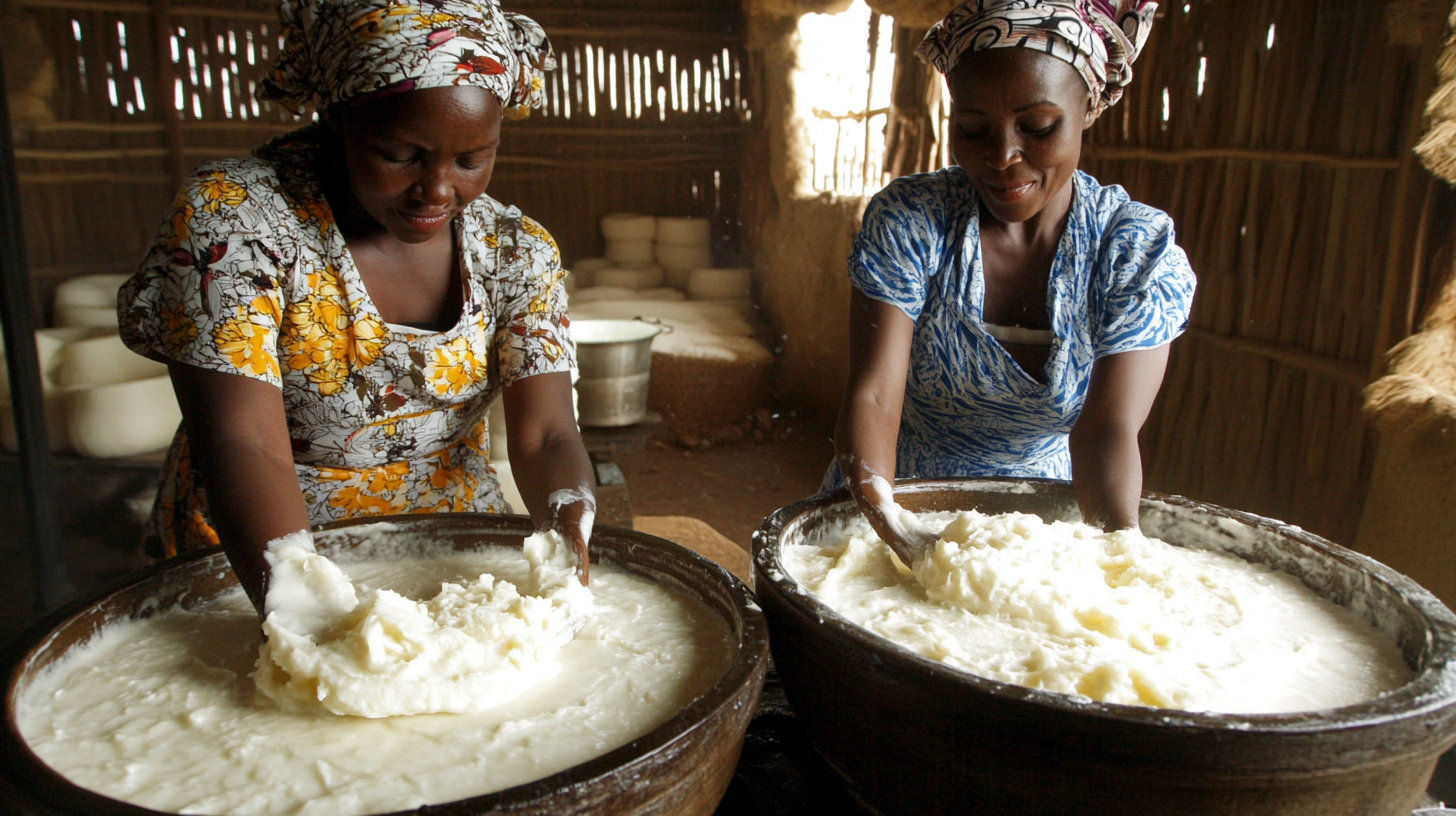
left=829, top=0, right=1196, bottom=561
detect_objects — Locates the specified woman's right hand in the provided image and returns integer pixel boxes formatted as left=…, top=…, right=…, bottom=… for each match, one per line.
left=834, top=290, right=931, bottom=566
left=169, top=362, right=313, bottom=618
left=845, top=460, right=937, bottom=566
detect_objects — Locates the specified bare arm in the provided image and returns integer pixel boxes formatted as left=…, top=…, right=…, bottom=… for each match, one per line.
left=833, top=289, right=934, bottom=564
left=503, top=370, right=596, bottom=583
left=169, top=362, right=310, bottom=614
left=1068, top=344, right=1171, bottom=531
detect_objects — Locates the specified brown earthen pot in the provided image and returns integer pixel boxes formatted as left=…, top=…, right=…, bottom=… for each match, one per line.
left=1, top=514, right=768, bottom=816
left=751, top=478, right=1456, bottom=816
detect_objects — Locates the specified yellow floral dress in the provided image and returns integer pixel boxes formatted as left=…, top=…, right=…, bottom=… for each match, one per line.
left=119, top=126, right=573, bottom=559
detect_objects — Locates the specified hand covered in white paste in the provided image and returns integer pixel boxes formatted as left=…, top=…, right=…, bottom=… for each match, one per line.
left=854, top=474, right=939, bottom=567
left=545, top=487, right=595, bottom=585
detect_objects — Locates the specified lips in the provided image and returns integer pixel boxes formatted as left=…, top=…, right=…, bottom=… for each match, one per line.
left=396, top=210, right=452, bottom=231
left=984, top=179, right=1036, bottom=205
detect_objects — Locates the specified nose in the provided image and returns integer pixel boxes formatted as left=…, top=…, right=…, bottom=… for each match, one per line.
left=985, top=126, right=1022, bottom=171
left=411, top=161, right=452, bottom=206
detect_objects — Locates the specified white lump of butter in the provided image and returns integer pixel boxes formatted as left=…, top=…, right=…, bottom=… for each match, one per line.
left=256, top=529, right=592, bottom=717
left=783, top=510, right=1412, bottom=714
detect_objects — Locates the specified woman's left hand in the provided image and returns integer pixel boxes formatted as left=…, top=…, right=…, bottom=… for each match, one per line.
left=502, top=370, right=597, bottom=586
left=545, top=487, right=595, bottom=585
left=1069, top=345, right=1172, bottom=531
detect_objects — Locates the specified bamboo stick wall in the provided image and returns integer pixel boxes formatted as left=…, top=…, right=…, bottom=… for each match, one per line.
left=1078, top=0, right=1448, bottom=543
left=4, top=0, right=748, bottom=320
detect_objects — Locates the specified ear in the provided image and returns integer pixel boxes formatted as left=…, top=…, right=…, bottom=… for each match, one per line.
left=1082, top=101, right=1101, bottom=130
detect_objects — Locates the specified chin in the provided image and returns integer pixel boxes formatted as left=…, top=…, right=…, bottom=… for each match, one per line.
left=979, top=196, right=1040, bottom=225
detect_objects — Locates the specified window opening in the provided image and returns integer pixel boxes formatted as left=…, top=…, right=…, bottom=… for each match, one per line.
left=793, top=0, right=895, bottom=197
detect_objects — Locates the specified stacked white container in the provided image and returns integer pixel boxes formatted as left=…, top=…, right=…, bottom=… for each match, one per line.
left=1, top=274, right=182, bottom=458
left=597, top=213, right=665, bottom=289
left=654, top=217, right=713, bottom=291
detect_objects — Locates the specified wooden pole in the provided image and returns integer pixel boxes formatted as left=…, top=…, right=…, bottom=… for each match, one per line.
left=0, top=39, right=73, bottom=613
left=1370, top=28, right=1444, bottom=379
left=152, top=0, right=187, bottom=189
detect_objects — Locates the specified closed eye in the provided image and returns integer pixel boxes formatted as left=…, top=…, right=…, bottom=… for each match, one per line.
left=457, top=150, right=496, bottom=170
left=377, top=148, right=420, bottom=165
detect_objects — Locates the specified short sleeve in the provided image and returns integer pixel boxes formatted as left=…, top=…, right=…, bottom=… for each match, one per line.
left=119, top=164, right=287, bottom=387
left=490, top=213, right=576, bottom=386
left=1092, top=203, right=1197, bottom=356
left=848, top=176, right=949, bottom=322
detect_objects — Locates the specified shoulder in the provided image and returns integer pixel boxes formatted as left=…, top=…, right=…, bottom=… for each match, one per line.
left=460, top=195, right=560, bottom=274
left=1074, top=170, right=1175, bottom=238
left=181, top=157, right=282, bottom=201
left=858, top=166, right=973, bottom=264
left=1072, top=173, right=1194, bottom=300
left=172, top=157, right=298, bottom=238
left=866, top=166, right=973, bottom=223
left=461, top=194, right=549, bottom=247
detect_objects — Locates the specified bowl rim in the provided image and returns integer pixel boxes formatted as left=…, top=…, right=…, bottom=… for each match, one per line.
left=2, top=513, right=769, bottom=816
left=751, top=477, right=1456, bottom=735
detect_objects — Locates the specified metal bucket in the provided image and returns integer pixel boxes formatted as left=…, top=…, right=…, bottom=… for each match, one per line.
left=572, top=319, right=664, bottom=427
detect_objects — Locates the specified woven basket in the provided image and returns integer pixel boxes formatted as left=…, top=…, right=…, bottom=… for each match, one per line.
left=647, top=352, right=773, bottom=437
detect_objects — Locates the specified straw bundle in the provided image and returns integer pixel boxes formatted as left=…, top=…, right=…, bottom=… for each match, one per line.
left=1355, top=271, right=1456, bottom=606
left=1412, top=0, right=1456, bottom=181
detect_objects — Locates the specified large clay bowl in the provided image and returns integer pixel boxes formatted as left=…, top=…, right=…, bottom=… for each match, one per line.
left=1, top=514, right=768, bottom=816
left=751, top=478, right=1456, bottom=816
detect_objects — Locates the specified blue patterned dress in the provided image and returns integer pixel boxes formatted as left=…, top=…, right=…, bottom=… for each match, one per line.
left=822, top=166, right=1196, bottom=491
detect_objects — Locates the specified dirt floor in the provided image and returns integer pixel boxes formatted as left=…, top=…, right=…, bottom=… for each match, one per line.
left=611, top=421, right=835, bottom=553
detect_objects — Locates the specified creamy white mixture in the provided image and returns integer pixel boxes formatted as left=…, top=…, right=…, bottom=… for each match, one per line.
left=19, top=545, right=735, bottom=815
left=257, top=530, right=594, bottom=718
left=781, top=510, right=1412, bottom=713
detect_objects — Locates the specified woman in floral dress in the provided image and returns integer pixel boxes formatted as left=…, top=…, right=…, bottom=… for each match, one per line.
left=119, top=0, right=593, bottom=611
left=829, top=0, right=1197, bottom=562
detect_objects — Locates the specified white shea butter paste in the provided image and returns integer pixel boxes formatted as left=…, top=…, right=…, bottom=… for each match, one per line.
left=781, top=511, right=1412, bottom=713
left=257, top=530, right=593, bottom=718
left=18, top=540, right=735, bottom=815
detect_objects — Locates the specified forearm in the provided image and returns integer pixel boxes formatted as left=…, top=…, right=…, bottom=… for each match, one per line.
left=508, top=429, right=595, bottom=526
left=170, top=364, right=309, bottom=612
left=836, top=391, right=900, bottom=506
left=1069, top=422, right=1143, bottom=531
left=833, top=290, right=930, bottom=560
left=501, top=371, right=594, bottom=525
left=1069, top=346, right=1171, bottom=532
left=194, top=428, right=310, bottom=602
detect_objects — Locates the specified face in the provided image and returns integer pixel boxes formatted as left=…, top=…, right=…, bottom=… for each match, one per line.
left=947, top=48, right=1097, bottom=224
left=337, top=85, right=503, bottom=244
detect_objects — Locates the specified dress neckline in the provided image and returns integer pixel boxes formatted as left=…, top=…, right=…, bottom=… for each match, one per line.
left=968, top=171, right=1082, bottom=386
